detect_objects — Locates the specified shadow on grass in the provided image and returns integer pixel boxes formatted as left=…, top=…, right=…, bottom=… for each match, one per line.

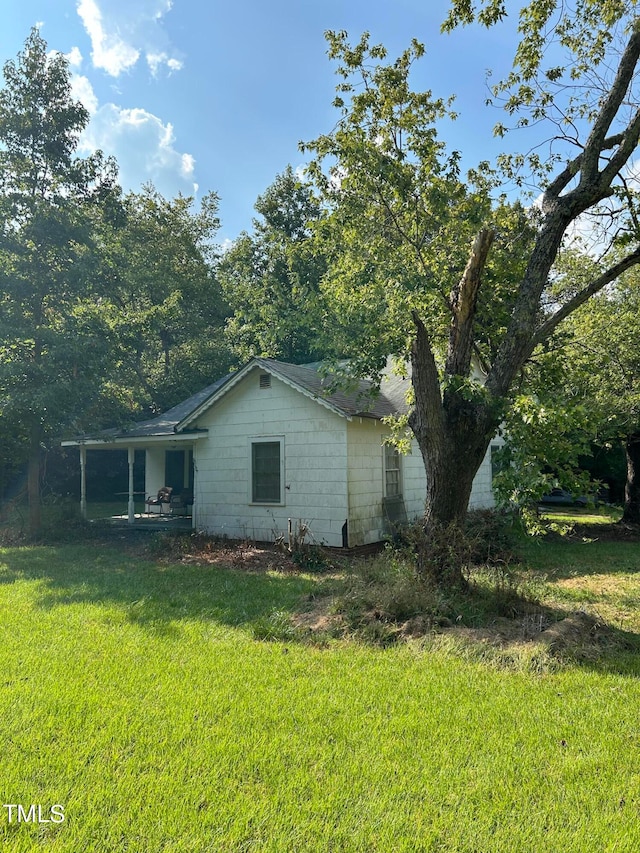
left=2, top=534, right=640, bottom=676
left=0, top=537, right=320, bottom=636
left=519, top=534, right=640, bottom=582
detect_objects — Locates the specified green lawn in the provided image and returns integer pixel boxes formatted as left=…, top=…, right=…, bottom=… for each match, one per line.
left=1, top=530, right=640, bottom=851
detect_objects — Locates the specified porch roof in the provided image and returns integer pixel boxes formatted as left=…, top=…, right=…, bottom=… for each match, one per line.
left=62, top=373, right=231, bottom=447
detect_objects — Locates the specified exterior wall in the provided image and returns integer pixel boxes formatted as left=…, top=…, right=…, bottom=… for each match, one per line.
left=401, top=441, right=428, bottom=521
left=345, top=418, right=387, bottom=546
left=469, top=442, right=499, bottom=509
left=192, top=369, right=349, bottom=547
left=346, top=420, right=427, bottom=546
left=345, top=420, right=498, bottom=547
left=145, top=447, right=165, bottom=498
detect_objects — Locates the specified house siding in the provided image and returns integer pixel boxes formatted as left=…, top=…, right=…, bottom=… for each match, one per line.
left=345, top=421, right=496, bottom=547
left=192, top=368, right=349, bottom=546
left=346, top=419, right=387, bottom=546
left=345, top=421, right=428, bottom=546
left=468, top=443, right=498, bottom=509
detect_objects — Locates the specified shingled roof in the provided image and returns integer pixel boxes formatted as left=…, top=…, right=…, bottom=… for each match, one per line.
left=64, top=357, right=411, bottom=444
left=178, top=357, right=411, bottom=429
left=257, top=358, right=410, bottom=420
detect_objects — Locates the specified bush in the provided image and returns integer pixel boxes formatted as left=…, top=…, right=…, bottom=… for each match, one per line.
left=337, top=546, right=444, bottom=634
left=391, top=510, right=519, bottom=587
left=463, top=509, right=519, bottom=565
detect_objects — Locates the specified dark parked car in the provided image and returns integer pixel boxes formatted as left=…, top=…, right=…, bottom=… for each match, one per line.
left=539, top=488, right=588, bottom=507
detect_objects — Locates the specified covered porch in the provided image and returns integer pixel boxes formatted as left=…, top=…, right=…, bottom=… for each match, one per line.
left=62, top=432, right=207, bottom=528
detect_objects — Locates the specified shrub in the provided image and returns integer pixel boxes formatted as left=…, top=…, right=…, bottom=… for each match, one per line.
left=337, top=545, right=444, bottom=634
left=463, top=509, right=519, bottom=565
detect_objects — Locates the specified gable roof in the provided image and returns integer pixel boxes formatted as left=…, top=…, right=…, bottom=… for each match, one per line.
left=63, top=357, right=411, bottom=445
left=179, top=357, right=410, bottom=429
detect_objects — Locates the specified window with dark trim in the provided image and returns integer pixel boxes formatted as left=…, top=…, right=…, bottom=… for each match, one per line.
left=251, top=440, right=282, bottom=503
left=384, top=445, right=402, bottom=497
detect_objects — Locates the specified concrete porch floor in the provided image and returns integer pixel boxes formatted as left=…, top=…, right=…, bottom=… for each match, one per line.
left=104, top=513, right=194, bottom=532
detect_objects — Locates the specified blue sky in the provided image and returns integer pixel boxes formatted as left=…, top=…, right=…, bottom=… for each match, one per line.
left=2, top=0, right=520, bottom=244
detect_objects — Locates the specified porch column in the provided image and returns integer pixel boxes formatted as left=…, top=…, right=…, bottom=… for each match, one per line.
left=127, top=446, right=135, bottom=525
left=80, top=445, right=87, bottom=520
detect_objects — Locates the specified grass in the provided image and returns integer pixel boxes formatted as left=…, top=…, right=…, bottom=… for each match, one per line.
left=0, top=515, right=639, bottom=851
left=539, top=504, right=623, bottom=526
left=0, top=499, right=162, bottom=537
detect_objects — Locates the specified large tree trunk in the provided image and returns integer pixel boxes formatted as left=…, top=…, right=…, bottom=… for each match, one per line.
left=399, top=29, right=640, bottom=587
left=621, top=432, right=640, bottom=524
left=28, top=425, right=41, bottom=535
left=408, top=311, right=500, bottom=586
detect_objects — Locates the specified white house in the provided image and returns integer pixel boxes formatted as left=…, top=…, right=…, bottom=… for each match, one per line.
left=63, top=357, right=498, bottom=548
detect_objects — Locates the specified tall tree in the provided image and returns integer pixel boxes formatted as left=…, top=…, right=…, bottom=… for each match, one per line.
left=0, top=28, right=120, bottom=531
left=303, top=7, right=640, bottom=582
left=219, top=166, right=327, bottom=364
left=561, top=274, right=640, bottom=524
left=102, top=185, right=233, bottom=416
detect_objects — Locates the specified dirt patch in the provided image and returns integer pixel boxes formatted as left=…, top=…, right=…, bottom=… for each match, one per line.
left=179, top=542, right=300, bottom=573
left=291, top=597, right=344, bottom=633
left=571, top=522, right=640, bottom=541
left=536, top=611, right=602, bottom=650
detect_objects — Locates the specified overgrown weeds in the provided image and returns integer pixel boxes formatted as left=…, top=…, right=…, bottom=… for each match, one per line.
left=332, top=512, right=548, bottom=650
left=0, top=494, right=94, bottom=544
left=334, top=542, right=542, bottom=645
left=336, top=546, right=444, bottom=644
left=387, top=508, right=518, bottom=588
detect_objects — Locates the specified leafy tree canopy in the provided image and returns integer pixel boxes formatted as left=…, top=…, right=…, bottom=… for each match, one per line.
left=0, top=28, right=121, bottom=526
left=300, top=5, right=640, bottom=574
left=219, top=166, right=328, bottom=365
left=98, top=184, right=233, bottom=418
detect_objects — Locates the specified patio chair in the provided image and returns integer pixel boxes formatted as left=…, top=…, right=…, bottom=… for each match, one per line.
left=169, top=489, right=193, bottom=516
left=145, top=486, right=173, bottom=515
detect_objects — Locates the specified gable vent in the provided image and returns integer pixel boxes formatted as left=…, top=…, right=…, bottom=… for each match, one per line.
left=259, top=373, right=272, bottom=389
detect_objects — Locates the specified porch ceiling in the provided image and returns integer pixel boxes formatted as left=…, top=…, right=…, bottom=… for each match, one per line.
left=62, top=432, right=207, bottom=449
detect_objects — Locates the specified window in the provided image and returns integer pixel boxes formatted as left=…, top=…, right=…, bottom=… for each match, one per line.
left=251, top=438, right=283, bottom=503
left=384, top=444, right=402, bottom=497
left=491, top=444, right=505, bottom=480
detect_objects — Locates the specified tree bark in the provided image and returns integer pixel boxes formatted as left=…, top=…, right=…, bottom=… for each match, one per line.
left=621, top=432, right=640, bottom=524
left=446, top=227, right=495, bottom=377
left=408, top=311, right=500, bottom=586
left=28, top=425, right=41, bottom=535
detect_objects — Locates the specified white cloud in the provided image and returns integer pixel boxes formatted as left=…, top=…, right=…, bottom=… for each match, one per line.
left=78, top=104, right=197, bottom=197
left=76, top=0, right=181, bottom=78
left=63, top=2, right=193, bottom=198
left=77, top=0, right=139, bottom=76
left=72, top=73, right=99, bottom=115
left=66, top=46, right=83, bottom=70
left=147, top=52, right=183, bottom=77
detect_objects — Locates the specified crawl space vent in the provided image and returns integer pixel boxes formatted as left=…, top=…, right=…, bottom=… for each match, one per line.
left=259, top=373, right=272, bottom=389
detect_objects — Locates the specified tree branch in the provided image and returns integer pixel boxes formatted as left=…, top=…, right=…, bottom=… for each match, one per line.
left=531, top=246, right=640, bottom=347
left=408, top=310, right=445, bottom=445
left=445, top=227, right=495, bottom=376
left=580, top=25, right=640, bottom=185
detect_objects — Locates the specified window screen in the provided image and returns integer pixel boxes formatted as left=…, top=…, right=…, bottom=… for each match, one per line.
left=251, top=441, right=281, bottom=503
left=384, top=445, right=401, bottom=497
